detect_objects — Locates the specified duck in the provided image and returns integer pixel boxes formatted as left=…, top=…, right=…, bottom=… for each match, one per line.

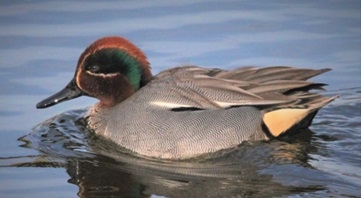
left=36, top=36, right=337, bottom=159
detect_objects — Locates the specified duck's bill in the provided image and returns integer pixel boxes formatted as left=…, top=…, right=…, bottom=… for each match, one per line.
left=36, top=79, right=83, bottom=109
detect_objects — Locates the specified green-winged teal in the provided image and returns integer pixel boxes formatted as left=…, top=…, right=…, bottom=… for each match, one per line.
left=37, top=36, right=337, bottom=159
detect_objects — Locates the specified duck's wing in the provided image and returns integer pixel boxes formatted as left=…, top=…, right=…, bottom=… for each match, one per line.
left=150, top=66, right=334, bottom=111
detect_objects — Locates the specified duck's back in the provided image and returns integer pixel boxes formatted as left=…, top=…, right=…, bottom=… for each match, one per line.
left=87, top=66, right=336, bottom=159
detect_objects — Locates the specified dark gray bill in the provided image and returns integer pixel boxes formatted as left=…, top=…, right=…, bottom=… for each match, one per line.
left=36, top=79, right=83, bottom=109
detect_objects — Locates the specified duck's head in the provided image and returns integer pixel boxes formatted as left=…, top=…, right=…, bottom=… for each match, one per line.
left=36, top=36, right=152, bottom=108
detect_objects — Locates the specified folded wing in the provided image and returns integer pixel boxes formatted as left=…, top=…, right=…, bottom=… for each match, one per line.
left=151, top=66, right=337, bottom=136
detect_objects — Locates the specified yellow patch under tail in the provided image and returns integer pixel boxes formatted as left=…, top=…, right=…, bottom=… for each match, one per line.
left=263, top=96, right=338, bottom=137
left=263, top=108, right=311, bottom=137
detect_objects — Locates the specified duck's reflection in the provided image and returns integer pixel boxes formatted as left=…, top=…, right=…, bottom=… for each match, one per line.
left=62, top=133, right=322, bottom=198
left=66, top=159, right=145, bottom=198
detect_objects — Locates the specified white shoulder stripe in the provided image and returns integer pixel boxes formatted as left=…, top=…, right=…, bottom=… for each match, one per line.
left=150, top=101, right=193, bottom=108
left=214, top=101, right=241, bottom=107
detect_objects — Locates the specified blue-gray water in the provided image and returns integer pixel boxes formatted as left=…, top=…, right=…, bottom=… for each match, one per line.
left=0, top=1, right=360, bottom=197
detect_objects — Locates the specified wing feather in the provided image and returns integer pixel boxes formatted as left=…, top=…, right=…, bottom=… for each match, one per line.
left=150, top=66, right=332, bottom=110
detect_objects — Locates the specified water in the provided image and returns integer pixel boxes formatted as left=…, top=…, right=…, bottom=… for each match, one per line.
left=1, top=1, right=360, bottom=197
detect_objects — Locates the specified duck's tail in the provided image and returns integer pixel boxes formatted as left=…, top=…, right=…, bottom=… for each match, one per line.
left=262, top=95, right=338, bottom=137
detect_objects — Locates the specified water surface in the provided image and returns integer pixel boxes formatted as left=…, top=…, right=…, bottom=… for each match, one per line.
left=0, top=1, right=360, bottom=197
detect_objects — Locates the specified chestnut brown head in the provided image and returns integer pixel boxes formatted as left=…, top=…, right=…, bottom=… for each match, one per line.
left=36, top=36, right=152, bottom=108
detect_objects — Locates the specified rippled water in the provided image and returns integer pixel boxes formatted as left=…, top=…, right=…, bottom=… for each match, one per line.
left=1, top=1, right=360, bottom=197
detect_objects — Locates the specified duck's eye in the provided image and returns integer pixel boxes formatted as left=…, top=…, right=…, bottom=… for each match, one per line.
left=87, top=65, right=100, bottom=73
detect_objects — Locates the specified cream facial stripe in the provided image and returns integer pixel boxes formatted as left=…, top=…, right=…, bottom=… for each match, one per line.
left=75, top=53, right=87, bottom=91
left=85, top=70, right=119, bottom=77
